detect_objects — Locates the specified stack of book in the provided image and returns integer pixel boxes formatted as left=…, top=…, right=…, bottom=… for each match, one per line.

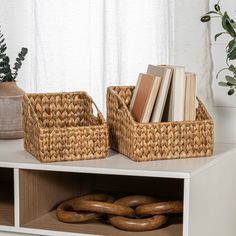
left=129, top=65, right=197, bottom=123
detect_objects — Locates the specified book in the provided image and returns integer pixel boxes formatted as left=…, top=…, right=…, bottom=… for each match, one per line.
left=162, top=65, right=185, bottom=122
left=184, top=72, right=196, bottom=121
left=146, top=65, right=173, bottom=122
left=129, top=73, right=161, bottom=123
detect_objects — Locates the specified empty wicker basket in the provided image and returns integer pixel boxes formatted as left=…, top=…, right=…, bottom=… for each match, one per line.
left=23, top=92, right=109, bottom=163
left=107, top=86, right=214, bottom=162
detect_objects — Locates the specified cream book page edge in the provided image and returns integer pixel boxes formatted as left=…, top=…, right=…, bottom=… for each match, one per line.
left=141, top=76, right=162, bottom=123
left=129, top=74, right=142, bottom=111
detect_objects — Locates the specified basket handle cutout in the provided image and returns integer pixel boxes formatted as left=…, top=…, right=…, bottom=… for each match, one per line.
left=23, top=95, right=42, bottom=128
left=91, top=100, right=104, bottom=121
left=108, top=87, right=136, bottom=125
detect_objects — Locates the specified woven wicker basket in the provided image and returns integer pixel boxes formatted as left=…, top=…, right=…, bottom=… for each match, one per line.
left=107, top=86, right=214, bottom=161
left=23, top=92, right=109, bottom=163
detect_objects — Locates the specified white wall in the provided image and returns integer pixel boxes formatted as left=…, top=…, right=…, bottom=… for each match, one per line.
left=0, top=0, right=33, bottom=92
left=208, top=0, right=236, bottom=143
left=174, top=0, right=211, bottom=102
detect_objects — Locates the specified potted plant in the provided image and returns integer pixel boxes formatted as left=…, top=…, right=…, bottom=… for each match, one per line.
left=0, top=26, right=28, bottom=139
left=201, top=1, right=236, bottom=95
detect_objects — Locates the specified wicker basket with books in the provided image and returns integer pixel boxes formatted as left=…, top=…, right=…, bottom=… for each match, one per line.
left=23, top=91, right=109, bottom=163
left=107, top=65, right=214, bottom=161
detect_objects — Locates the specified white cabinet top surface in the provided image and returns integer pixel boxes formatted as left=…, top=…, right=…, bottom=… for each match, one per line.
left=0, top=140, right=235, bottom=179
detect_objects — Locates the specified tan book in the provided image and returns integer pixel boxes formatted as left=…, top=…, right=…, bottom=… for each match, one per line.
left=146, top=65, right=173, bottom=122
left=184, top=72, right=196, bottom=121
left=129, top=73, right=161, bottom=123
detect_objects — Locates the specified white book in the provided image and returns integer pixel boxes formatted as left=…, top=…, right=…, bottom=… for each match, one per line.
left=163, top=65, right=185, bottom=122
left=146, top=65, right=173, bottom=122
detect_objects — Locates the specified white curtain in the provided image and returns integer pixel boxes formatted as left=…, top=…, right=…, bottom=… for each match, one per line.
left=29, top=0, right=176, bottom=112
left=0, top=0, right=211, bottom=112
left=174, top=0, right=212, bottom=102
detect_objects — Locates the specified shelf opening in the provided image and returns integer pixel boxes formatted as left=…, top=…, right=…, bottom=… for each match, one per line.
left=20, top=169, right=184, bottom=236
left=0, top=167, right=14, bottom=226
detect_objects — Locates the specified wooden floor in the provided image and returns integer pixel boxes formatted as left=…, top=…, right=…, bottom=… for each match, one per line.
left=23, top=210, right=183, bottom=236
left=0, top=182, right=14, bottom=226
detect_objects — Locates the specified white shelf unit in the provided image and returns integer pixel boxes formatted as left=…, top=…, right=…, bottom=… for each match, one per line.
left=0, top=140, right=236, bottom=236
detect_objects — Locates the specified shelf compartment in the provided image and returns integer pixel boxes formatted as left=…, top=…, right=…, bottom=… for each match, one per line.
left=0, top=168, right=14, bottom=226
left=20, top=169, right=184, bottom=236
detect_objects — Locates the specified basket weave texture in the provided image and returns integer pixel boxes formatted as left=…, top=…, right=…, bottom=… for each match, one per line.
left=23, top=92, right=109, bottom=163
left=107, top=86, right=214, bottom=161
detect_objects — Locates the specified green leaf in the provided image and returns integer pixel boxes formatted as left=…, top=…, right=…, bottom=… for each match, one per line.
left=21, top=47, right=28, bottom=55
left=228, top=65, right=236, bottom=73
left=0, top=68, right=9, bottom=74
left=225, top=75, right=236, bottom=84
left=3, top=56, right=9, bottom=64
left=3, top=66, right=11, bottom=73
left=226, top=39, right=236, bottom=52
left=12, top=47, right=28, bottom=79
left=228, top=89, right=235, bottom=95
left=214, top=4, right=220, bottom=12
left=222, top=12, right=236, bottom=38
left=0, top=53, right=6, bottom=59
left=218, top=81, right=229, bottom=87
left=0, top=45, right=7, bottom=53
left=226, top=19, right=236, bottom=38
left=0, top=38, right=4, bottom=44
left=0, top=43, right=6, bottom=48
left=222, top=12, right=230, bottom=26
left=0, top=62, right=6, bottom=67
left=5, top=72, right=13, bottom=78
left=215, top=32, right=226, bottom=41
left=201, top=15, right=211, bottom=22
left=232, top=23, right=236, bottom=28
left=16, top=58, right=22, bottom=64
left=18, top=53, right=24, bottom=60
left=228, top=47, right=236, bottom=60
left=13, top=63, right=20, bottom=70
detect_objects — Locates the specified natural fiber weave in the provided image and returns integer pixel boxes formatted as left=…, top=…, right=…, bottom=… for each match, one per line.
left=23, top=92, right=109, bottom=163
left=107, top=86, right=214, bottom=161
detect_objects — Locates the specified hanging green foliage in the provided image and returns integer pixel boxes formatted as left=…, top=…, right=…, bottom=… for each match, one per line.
left=201, top=1, right=236, bottom=95
left=0, top=26, right=28, bottom=82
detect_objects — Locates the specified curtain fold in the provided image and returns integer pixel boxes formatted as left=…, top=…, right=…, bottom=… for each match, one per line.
left=174, top=0, right=211, bottom=102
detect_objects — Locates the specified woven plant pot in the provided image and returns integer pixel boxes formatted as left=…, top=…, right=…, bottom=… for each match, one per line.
left=23, top=91, right=109, bottom=163
left=107, top=86, right=214, bottom=161
left=0, top=82, right=25, bottom=139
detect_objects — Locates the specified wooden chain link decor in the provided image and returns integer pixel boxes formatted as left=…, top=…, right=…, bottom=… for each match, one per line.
left=56, top=194, right=183, bottom=232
